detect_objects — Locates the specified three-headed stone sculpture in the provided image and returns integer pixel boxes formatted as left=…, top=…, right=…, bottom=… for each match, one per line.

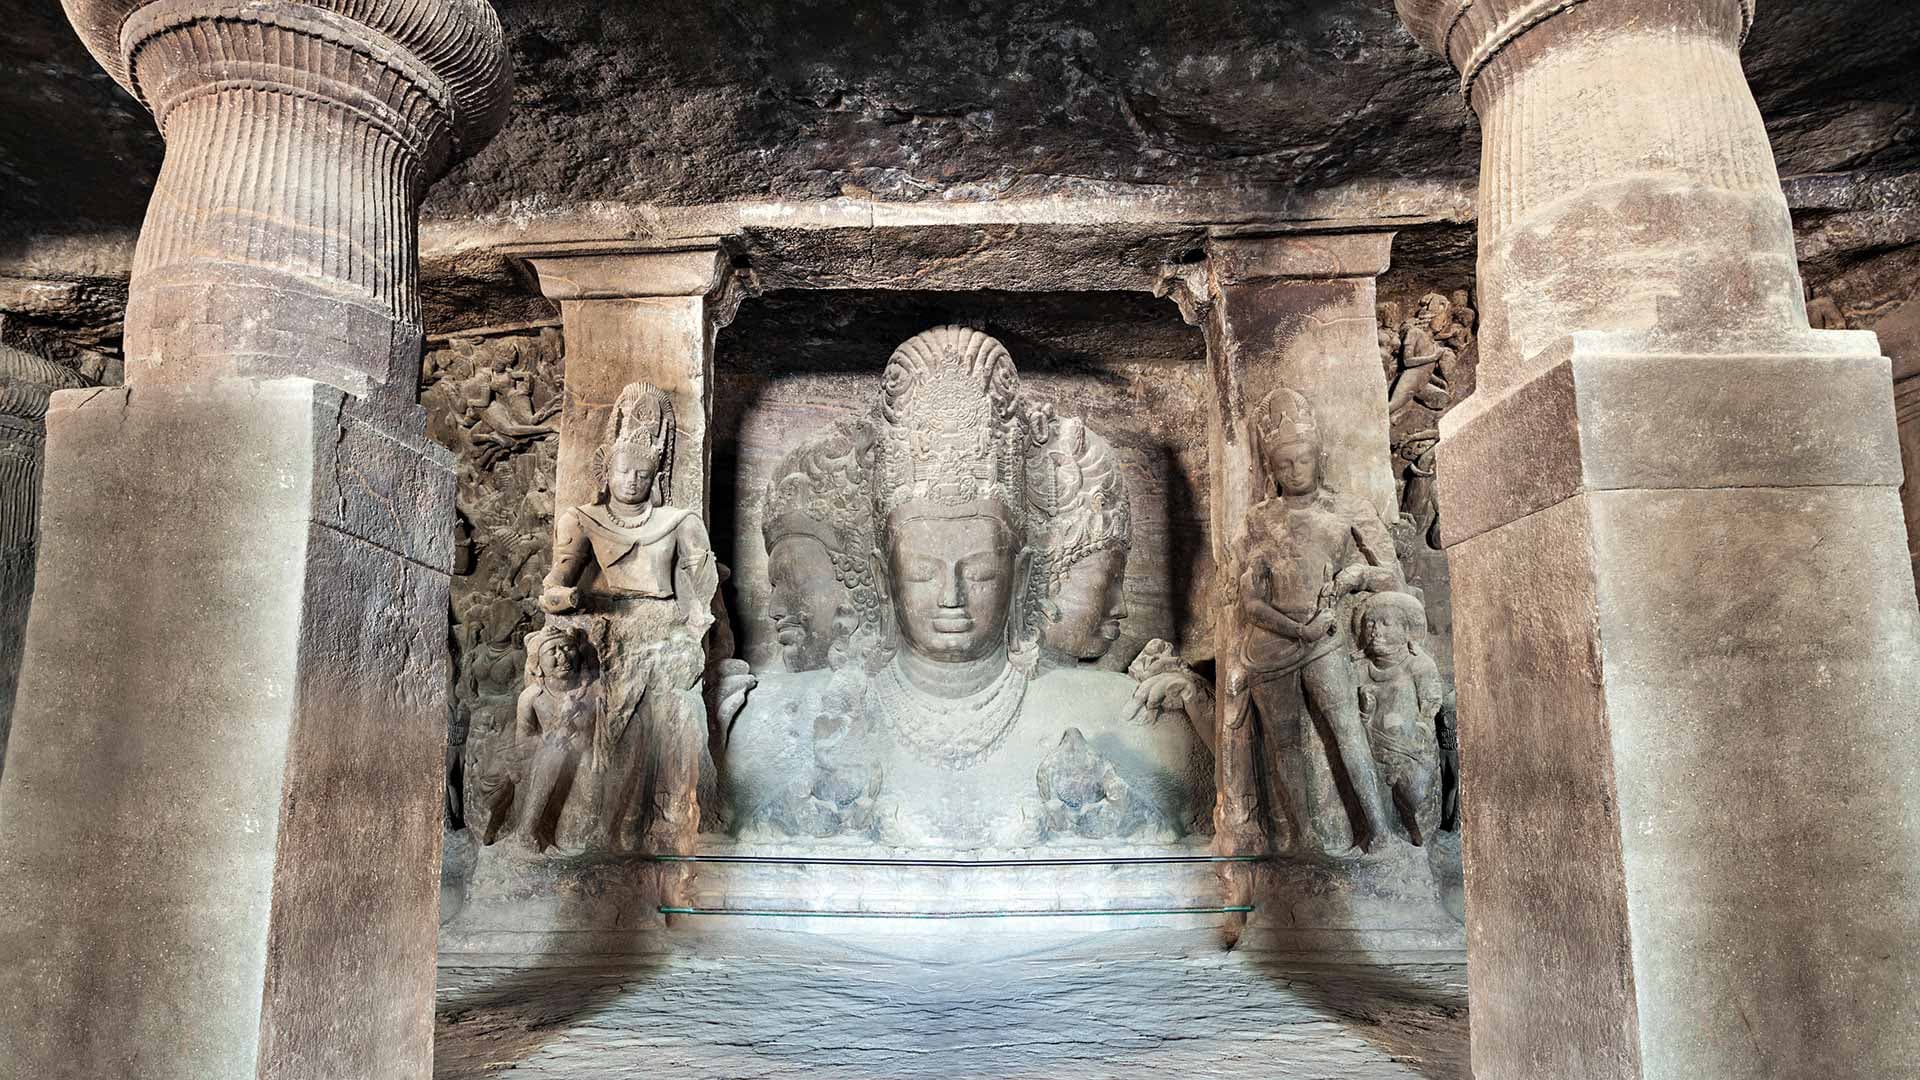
left=725, top=326, right=1215, bottom=849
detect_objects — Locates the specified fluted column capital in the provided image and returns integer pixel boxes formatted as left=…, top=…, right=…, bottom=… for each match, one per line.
left=61, top=0, right=511, bottom=405
left=64, top=0, right=510, bottom=180
left=1395, top=0, right=1754, bottom=107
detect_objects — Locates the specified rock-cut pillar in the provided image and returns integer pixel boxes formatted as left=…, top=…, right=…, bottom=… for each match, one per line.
left=1395, top=1, right=1920, bottom=1077
left=0, top=3, right=509, bottom=1078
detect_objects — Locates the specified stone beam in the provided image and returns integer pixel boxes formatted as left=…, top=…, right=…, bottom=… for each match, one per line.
left=0, top=3, right=509, bottom=1078
left=1396, top=1, right=1920, bottom=1077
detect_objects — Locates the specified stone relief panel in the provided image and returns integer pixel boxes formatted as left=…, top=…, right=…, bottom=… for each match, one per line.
left=1378, top=283, right=1477, bottom=690
left=1231, top=387, right=1410, bottom=856
left=722, top=326, right=1216, bottom=851
left=422, top=331, right=564, bottom=840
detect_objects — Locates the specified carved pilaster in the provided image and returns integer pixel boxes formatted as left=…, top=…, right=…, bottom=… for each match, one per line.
left=0, top=345, right=86, bottom=775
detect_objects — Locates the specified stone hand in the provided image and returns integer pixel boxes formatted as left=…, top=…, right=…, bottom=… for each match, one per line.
left=539, top=585, right=582, bottom=614
left=1127, top=670, right=1210, bottom=727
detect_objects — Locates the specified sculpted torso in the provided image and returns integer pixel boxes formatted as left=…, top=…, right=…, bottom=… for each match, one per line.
left=557, top=503, right=703, bottom=600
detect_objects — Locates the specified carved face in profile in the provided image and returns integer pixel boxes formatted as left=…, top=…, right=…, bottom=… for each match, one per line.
left=879, top=504, right=1022, bottom=664
left=1047, top=546, right=1128, bottom=659
left=768, top=535, right=845, bottom=672
left=1264, top=438, right=1321, bottom=497
left=607, top=442, right=663, bottom=507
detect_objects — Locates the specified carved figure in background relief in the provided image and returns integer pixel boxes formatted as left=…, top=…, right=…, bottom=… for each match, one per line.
left=1353, top=590, right=1443, bottom=846
left=1239, top=387, right=1402, bottom=854
left=725, top=326, right=1214, bottom=849
left=1395, top=429, right=1441, bottom=551
left=1028, top=418, right=1131, bottom=661
left=1384, top=292, right=1476, bottom=424
left=760, top=418, right=879, bottom=672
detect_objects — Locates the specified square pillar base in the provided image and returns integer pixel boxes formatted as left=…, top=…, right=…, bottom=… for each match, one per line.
left=1442, top=332, right=1920, bottom=1079
left=0, top=379, right=455, bottom=1080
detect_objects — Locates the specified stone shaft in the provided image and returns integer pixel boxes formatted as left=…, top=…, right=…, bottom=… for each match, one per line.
left=1396, top=1, right=1920, bottom=1076
left=0, top=381, right=456, bottom=1079
left=0, top=2, right=508, bottom=1077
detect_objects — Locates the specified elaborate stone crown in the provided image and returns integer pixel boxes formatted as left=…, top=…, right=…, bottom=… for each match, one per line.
left=592, top=381, right=674, bottom=504
left=872, top=326, right=1045, bottom=530
left=1027, top=417, right=1132, bottom=590
left=1251, top=386, right=1320, bottom=449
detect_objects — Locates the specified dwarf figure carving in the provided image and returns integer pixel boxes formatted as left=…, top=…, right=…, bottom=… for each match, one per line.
left=1353, top=591, right=1444, bottom=846
left=1239, top=387, right=1402, bottom=855
left=504, top=625, right=606, bottom=853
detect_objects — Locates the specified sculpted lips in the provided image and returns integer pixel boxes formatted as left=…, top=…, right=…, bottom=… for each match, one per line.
left=930, top=615, right=974, bottom=634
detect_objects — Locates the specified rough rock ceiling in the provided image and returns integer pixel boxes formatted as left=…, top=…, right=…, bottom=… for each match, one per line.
left=3, top=0, right=1917, bottom=239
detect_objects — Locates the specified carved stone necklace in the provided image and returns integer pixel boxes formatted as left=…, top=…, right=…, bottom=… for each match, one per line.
left=872, top=654, right=1028, bottom=770
left=606, top=501, right=653, bottom=529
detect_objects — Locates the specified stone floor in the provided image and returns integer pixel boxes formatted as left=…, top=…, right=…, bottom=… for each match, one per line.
left=436, top=939, right=1468, bottom=1079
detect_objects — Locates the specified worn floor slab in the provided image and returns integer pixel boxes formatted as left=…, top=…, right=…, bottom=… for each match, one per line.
left=436, top=944, right=1467, bottom=1079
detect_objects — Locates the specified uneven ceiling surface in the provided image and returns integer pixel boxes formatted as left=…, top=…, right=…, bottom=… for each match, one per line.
left=3, top=0, right=1917, bottom=238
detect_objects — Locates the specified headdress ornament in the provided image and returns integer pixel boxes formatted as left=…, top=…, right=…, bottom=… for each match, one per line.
left=872, top=326, right=1047, bottom=530
left=1252, top=386, right=1321, bottom=450
left=1027, top=417, right=1132, bottom=591
left=592, top=382, right=675, bottom=505
left=762, top=417, right=880, bottom=603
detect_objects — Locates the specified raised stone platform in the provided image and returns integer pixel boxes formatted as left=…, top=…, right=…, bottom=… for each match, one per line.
left=436, top=949, right=1470, bottom=1079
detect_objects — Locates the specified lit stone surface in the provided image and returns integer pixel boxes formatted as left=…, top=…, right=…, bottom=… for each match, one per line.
left=436, top=949, right=1467, bottom=1079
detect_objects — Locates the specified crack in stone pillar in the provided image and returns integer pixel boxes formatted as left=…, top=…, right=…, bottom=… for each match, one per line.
left=0, top=3, right=508, bottom=1078
left=1396, top=1, right=1920, bottom=1077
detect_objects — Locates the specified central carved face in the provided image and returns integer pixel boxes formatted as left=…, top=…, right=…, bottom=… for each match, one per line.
left=1265, top=438, right=1321, bottom=497
left=608, top=442, right=662, bottom=506
left=882, top=504, right=1020, bottom=664
left=768, top=535, right=844, bottom=672
left=539, top=637, right=578, bottom=681
left=1361, top=610, right=1411, bottom=660
left=1048, top=547, right=1128, bottom=660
